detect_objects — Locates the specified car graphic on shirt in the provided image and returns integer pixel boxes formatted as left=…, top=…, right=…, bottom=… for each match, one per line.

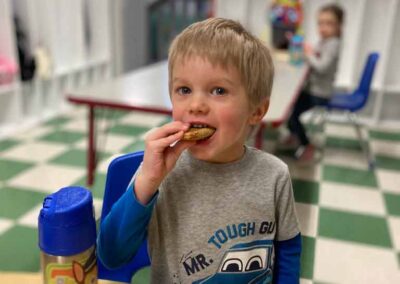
left=193, top=239, right=274, bottom=284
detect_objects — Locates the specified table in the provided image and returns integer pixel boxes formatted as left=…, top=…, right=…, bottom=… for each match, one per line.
left=67, top=57, right=307, bottom=186
left=0, top=272, right=121, bottom=284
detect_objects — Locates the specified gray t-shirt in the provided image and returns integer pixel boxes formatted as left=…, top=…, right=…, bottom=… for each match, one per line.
left=147, top=146, right=300, bottom=283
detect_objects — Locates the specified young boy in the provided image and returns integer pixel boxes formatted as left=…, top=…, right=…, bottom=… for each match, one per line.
left=98, top=18, right=301, bottom=283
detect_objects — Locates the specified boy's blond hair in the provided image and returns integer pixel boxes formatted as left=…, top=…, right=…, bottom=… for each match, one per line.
left=168, top=17, right=274, bottom=108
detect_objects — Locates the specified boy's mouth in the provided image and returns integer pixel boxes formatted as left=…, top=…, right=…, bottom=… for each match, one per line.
left=182, top=124, right=216, bottom=141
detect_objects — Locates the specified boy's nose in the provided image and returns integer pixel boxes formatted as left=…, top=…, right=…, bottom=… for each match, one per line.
left=188, top=94, right=209, bottom=115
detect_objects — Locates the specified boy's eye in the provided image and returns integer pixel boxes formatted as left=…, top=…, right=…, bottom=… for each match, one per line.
left=177, top=87, right=191, bottom=95
left=211, top=87, right=226, bottom=96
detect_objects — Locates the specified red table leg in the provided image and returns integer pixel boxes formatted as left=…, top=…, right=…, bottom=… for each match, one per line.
left=87, top=106, right=96, bottom=186
left=255, top=123, right=265, bottom=149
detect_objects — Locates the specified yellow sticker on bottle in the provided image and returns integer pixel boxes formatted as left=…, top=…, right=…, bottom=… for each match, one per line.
left=45, top=252, right=97, bottom=284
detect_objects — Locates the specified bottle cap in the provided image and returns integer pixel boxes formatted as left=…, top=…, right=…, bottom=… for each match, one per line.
left=38, top=186, right=96, bottom=256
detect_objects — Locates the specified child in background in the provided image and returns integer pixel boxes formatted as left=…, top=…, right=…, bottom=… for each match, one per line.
left=284, top=4, right=344, bottom=162
left=98, top=18, right=301, bottom=283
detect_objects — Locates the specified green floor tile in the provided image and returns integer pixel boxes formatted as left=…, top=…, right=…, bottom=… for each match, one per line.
left=369, top=130, right=400, bottom=142
left=0, top=226, right=40, bottom=272
left=375, top=155, right=400, bottom=171
left=0, top=139, right=20, bottom=152
left=323, top=164, right=377, bottom=188
left=122, top=140, right=146, bottom=153
left=263, top=129, right=279, bottom=141
left=292, top=179, right=319, bottom=204
left=0, top=159, right=34, bottom=181
left=325, top=136, right=362, bottom=151
left=305, top=122, right=324, bottom=133
left=131, top=267, right=150, bottom=283
left=44, top=116, right=71, bottom=126
left=39, top=130, right=86, bottom=144
left=108, top=124, right=150, bottom=137
left=50, top=149, right=110, bottom=168
left=384, top=193, right=400, bottom=216
left=300, top=236, right=315, bottom=279
left=96, top=109, right=129, bottom=120
left=0, top=186, right=46, bottom=219
left=319, top=208, right=392, bottom=248
left=73, top=173, right=107, bottom=200
left=276, top=148, right=296, bottom=157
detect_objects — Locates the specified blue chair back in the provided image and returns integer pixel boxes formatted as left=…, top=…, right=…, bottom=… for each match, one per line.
left=357, top=52, right=379, bottom=97
left=327, top=52, right=379, bottom=112
left=98, top=151, right=151, bottom=282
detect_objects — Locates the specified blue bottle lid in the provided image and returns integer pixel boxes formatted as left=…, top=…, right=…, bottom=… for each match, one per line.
left=38, top=186, right=96, bottom=256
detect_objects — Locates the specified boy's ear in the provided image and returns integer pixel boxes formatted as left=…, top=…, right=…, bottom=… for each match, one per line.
left=249, top=99, right=270, bottom=125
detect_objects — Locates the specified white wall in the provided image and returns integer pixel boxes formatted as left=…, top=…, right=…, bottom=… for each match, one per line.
left=0, top=0, right=113, bottom=138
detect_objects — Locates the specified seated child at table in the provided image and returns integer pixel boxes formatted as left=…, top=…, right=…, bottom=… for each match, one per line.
left=98, top=17, right=301, bottom=284
left=284, top=4, right=344, bottom=162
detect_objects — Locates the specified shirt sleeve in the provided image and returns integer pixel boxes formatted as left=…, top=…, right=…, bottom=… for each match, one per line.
left=306, top=38, right=340, bottom=74
left=273, top=233, right=302, bottom=284
left=97, top=181, right=158, bottom=269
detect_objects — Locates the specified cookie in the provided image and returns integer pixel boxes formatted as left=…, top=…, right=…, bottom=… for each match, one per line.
left=182, top=127, right=215, bottom=141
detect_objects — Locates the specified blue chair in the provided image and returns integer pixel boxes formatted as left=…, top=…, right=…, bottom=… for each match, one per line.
left=313, top=52, right=379, bottom=169
left=98, top=151, right=151, bottom=283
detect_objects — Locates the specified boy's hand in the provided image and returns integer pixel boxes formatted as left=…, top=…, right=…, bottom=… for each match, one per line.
left=303, top=42, right=314, bottom=56
left=134, top=121, right=194, bottom=204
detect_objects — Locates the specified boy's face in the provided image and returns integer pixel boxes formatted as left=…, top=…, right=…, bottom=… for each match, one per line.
left=171, top=56, right=267, bottom=163
left=318, top=11, right=340, bottom=39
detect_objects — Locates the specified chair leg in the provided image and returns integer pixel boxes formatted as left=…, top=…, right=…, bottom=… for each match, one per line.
left=307, top=108, right=323, bottom=135
left=347, top=112, right=375, bottom=170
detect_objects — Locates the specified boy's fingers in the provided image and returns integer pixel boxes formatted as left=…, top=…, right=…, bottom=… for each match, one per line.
left=146, top=121, right=190, bottom=141
left=168, top=140, right=194, bottom=159
left=148, top=130, right=185, bottom=150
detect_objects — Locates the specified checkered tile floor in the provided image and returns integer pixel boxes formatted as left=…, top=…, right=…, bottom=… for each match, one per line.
left=0, top=106, right=399, bottom=283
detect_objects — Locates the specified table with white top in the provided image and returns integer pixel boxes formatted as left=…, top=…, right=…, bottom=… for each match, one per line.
left=67, top=57, right=307, bottom=185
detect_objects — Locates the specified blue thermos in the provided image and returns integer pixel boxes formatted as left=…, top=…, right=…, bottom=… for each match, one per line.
left=38, top=186, right=97, bottom=284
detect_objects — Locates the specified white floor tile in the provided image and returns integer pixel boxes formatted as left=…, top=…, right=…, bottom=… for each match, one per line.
left=323, top=148, right=368, bottom=170
left=93, top=198, right=103, bottom=221
left=376, top=169, right=400, bottom=194
left=97, top=153, right=124, bottom=174
left=0, top=142, right=67, bottom=163
left=74, top=135, right=136, bottom=154
left=325, top=123, right=368, bottom=140
left=371, top=140, right=400, bottom=158
left=314, top=237, right=400, bottom=284
left=299, top=279, right=312, bottom=284
left=387, top=217, right=400, bottom=250
left=370, top=124, right=400, bottom=133
left=62, top=118, right=87, bottom=132
left=101, top=134, right=136, bottom=153
left=0, top=218, right=14, bottom=235
left=320, top=181, right=386, bottom=216
left=118, top=112, right=168, bottom=128
left=65, top=106, right=87, bottom=119
left=17, top=204, right=42, bottom=228
left=295, top=203, right=319, bottom=237
left=8, top=164, right=84, bottom=194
